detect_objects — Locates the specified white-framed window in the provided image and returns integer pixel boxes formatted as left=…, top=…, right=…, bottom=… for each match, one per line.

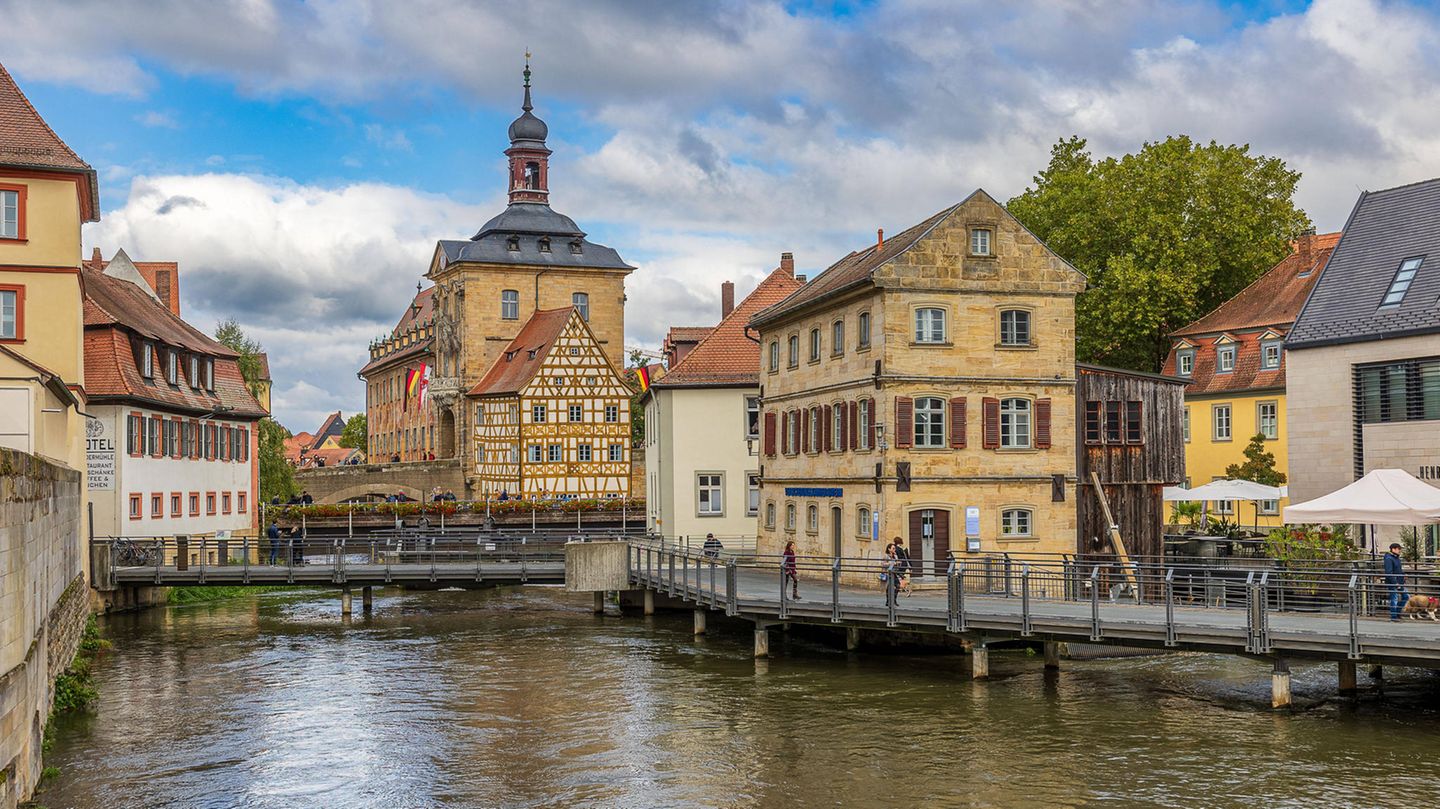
left=547, top=444, right=562, bottom=462
left=1212, top=404, right=1232, bottom=441
left=808, top=406, right=820, bottom=453
left=1177, top=349, right=1194, bottom=376
left=608, top=443, right=623, bottom=462
left=568, top=404, right=583, bottom=422
left=914, top=307, right=946, bottom=344
left=501, top=289, right=520, bottom=320
left=806, top=504, right=819, bottom=533
left=858, top=399, right=871, bottom=450
left=572, top=292, right=589, bottom=321
left=809, top=328, right=821, bottom=362
left=1259, top=499, right=1279, bottom=515
left=1382, top=257, right=1424, bottom=307
left=151, top=493, right=163, bottom=518
left=605, top=404, right=619, bottom=423
left=831, top=320, right=844, bottom=356
left=765, top=502, right=776, bottom=529
left=142, top=343, right=155, bottom=378
left=166, top=351, right=178, bottom=385
left=785, top=503, right=796, bottom=531
left=578, top=443, right=592, bottom=462
left=857, top=506, right=871, bottom=537
left=188, top=355, right=200, bottom=388
left=1182, top=407, right=1190, bottom=443
left=0, top=189, right=18, bottom=239
left=1000, top=398, right=1031, bottom=448
left=0, top=288, right=17, bottom=339
left=205, top=358, right=214, bottom=390
left=1261, top=340, right=1282, bottom=370
left=746, top=396, right=761, bottom=439
left=786, top=411, right=798, bottom=455
left=532, top=404, right=547, bottom=423
left=1000, top=508, right=1032, bottom=537
left=1257, top=401, right=1278, bottom=440
left=747, top=473, right=761, bottom=517
left=697, top=473, right=723, bottom=515
left=970, top=227, right=992, bottom=256
left=768, top=340, right=779, bottom=372
left=915, top=396, right=945, bottom=447
left=999, top=310, right=1031, bottom=346
left=831, top=403, right=844, bottom=449
left=858, top=312, right=871, bottom=348
left=787, top=334, right=799, bottom=367
left=1216, top=345, right=1236, bottom=373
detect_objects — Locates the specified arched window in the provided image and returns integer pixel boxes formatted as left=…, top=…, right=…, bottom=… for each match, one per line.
left=524, top=161, right=541, bottom=189
left=1000, top=309, right=1031, bottom=346
left=768, top=341, right=780, bottom=372
left=1001, top=508, right=1033, bottom=537
left=858, top=399, right=871, bottom=450
left=766, top=502, right=776, bottom=529
left=808, top=406, right=821, bottom=453
left=786, top=503, right=797, bottom=530
left=501, top=289, right=519, bottom=320
left=858, top=312, right=871, bottom=348
left=831, top=402, right=844, bottom=449
left=857, top=506, right=871, bottom=536
left=572, top=292, right=589, bottom=321
left=832, top=320, right=844, bottom=355
left=1000, top=398, right=1032, bottom=448
left=915, top=308, right=946, bottom=343
left=809, top=328, right=821, bottom=361
left=787, top=335, right=800, bottom=367
left=807, top=504, right=819, bottom=532
left=915, top=396, right=945, bottom=447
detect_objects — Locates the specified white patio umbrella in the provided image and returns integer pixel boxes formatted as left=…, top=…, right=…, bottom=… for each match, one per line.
left=1283, top=469, right=1440, bottom=525
left=1174, top=479, right=1285, bottom=532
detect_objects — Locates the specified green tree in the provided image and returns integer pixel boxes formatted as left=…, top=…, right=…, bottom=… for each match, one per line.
left=339, top=413, right=367, bottom=451
left=214, top=317, right=265, bottom=399
left=1008, top=135, right=1311, bottom=371
left=1225, top=432, right=1288, bottom=487
left=214, top=318, right=295, bottom=502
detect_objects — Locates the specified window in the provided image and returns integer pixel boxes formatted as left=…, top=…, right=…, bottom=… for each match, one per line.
left=126, top=414, right=142, bottom=455
left=188, top=355, right=200, bottom=388
left=205, top=358, right=214, bottom=391
left=1125, top=401, right=1143, bottom=444
left=188, top=493, right=200, bottom=516
left=0, top=287, right=20, bottom=340
left=765, top=502, right=776, bottom=529
left=858, top=399, right=871, bottom=450
left=570, top=240, right=583, bottom=255
left=768, top=341, right=779, bottom=372
left=572, top=292, right=589, bottom=321
left=1000, top=398, right=1032, bottom=448
left=1102, top=401, right=1121, bottom=444
left=832, top=320, right=844, bottom=356
left=785, top=503, right=796, bottom=531
left=608, top=443, right=623, bottom=462
left=0, top=187, right=20, bottom=239
left=1216, top=345, right=1235, bottom=373
left=528, top=444, right=541, bottom=462
left=142, top=344, right=155, bottom=378
left=548, top=444, right=561, bottom=462
left=568, top=404, right=583, bottom=422
left=1382, top=257, right=1424, bottom=306
left=129, top=494, right=142, bottom=520
left=1177, top=349, right=1194, bottom=376
left=1212, top=404, right=1232, bottom=441
left=532, top=404, right=547, bottom=423
left=806, top=505, right=819, bottom=533
left=164, top=420, right=178, bottom=457
left=238, top=492, right=248, bottom=513
left=222, top=492, right=232, bottom=514
left=999, top=310, right=1031, bottom=346
left=170, top=493, right=182, bottom=517
left=1083, top=401, right=1101, bottom=445
left=809, top=328, right=821, bottom=362
left=914, top=307, right=946, bottom=344
left=605, top=404, right=619, bottom=423
left=151, top=493, right=163, bottom=518
left=501, top=289, right=520, bottom=320
left=1261, top=340, right=1282, bottom=370
left=1258, top=401, right=1279, bottom=440
left=971, top=228, right=992, bottom=256
left=747, top=473, right=761, bottom=517
left=148, top=416, right=161, bottom=456
left=698, top=474, right=723, bottom=515
left=578, top=444, right=592, bottom=462
left=1001, top=508, right=1032, bottom=537
left=857, top=507, right=871, bottom=537
left=786, top=411, right=798, bottom=455
left=746, top=396, right=761, bottom=439
left=787, top=334, right=799, bottom=367
left=506, top=236, right=519, bottom=252
left=538, top=237, right=551, bottom=253
left=1211, top=476, right=1234, bottom=515
left=808, top=406, right=820, bottom=453
left=858, top=312, right=872, bottom=348
left=914, top=397, right=945, bottom=448
left=1182, top=407, right=1191, bottom=443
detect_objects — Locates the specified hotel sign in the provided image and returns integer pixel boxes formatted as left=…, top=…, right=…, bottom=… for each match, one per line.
left=86, top=417, right=114, bottom=491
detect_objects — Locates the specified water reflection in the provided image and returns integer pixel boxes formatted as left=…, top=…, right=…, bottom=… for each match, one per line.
left=42, top=587, right=1440, bottom=808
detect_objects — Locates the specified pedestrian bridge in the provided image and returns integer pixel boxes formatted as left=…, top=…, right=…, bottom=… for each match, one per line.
left=91, top=534, right=1440, bottom=707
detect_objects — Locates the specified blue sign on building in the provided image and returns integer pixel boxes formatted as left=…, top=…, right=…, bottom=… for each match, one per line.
left=784, top=487, right=844, bottom=498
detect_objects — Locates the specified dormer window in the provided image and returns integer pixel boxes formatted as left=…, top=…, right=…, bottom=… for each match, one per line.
left=527, top=349, right=537, bottom=360
left=569, top=240, right=583, bottom=255
left=1261, top=339, right=1282, bottom=370
left=1382, top=257, right=1424, bottom=307
left=505, top=351, right=516, bottom=362
left=188, top=355, right=200, bottom=389
left=1216, top=345, right=1236, bottom=373
left=205, top=358, right=215, bottom=391
left=538, top=237, right=551, bottom=253
left=166, top=350, right=178, bottom=385
left=506, top=236, right=520, bottom=252
left=1177, top=349, right=1194, bottom=376
left=141, top=343, right=155, bottom=378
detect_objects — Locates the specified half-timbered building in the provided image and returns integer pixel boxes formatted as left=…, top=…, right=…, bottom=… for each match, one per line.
left=468, top=307, right=631, bottom=499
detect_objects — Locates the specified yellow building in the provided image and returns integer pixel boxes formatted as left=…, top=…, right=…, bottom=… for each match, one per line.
left=1160, top=231, right=1339, bottom=527
left=0, top=62, right=97, bottom=472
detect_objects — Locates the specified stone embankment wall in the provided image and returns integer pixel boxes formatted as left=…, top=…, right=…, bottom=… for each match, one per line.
left=0, top=449, right=87, bottom=809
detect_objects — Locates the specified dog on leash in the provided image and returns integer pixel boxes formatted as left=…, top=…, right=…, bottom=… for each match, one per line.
left=1402, top=594, right=1440, bottom=621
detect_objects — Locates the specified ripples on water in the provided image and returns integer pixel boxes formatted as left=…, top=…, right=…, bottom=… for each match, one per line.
left=40, top=587, right=1440, bottom=808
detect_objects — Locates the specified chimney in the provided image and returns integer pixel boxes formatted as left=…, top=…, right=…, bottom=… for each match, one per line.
left=780, top=252, right=794, bottom=277
left=1296, top=226, right=1316, bottom=261
left=877, top=228, right=884, bottom=251
left=88, top=247, right=102, bottom=269
left=721, top=281, right=735, bottom=318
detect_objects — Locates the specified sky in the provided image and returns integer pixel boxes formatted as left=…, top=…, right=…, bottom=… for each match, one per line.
left=4, top=0, right=1440, bottom=431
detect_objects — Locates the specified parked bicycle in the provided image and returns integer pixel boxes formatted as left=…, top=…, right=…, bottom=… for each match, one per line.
left=114, top=538, right=157, bottom=567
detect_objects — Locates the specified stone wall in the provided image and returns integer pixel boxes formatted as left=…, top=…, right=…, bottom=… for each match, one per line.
left=293, top=458, right=466, bottom=504
left=0, top=448, right=86, bottom=809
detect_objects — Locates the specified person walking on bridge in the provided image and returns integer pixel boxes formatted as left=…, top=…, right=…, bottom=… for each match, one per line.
left=267, top=521, right=281, bottom=565
left=1385, top=542, right=1409, bottom=621
left=703, top=533, right=723, bottom=559
left=783, top=541, right=800, bottom=600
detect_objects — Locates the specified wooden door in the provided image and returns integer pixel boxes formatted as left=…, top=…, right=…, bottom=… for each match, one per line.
left=907, top=509, right=950, bottom=578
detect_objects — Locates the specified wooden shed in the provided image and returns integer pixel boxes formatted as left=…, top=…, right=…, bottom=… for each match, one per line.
left=1074, top=364, right=1187, bottom=559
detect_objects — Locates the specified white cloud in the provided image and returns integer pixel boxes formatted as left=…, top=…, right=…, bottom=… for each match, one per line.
left=136, top=110, right=179, bottom=129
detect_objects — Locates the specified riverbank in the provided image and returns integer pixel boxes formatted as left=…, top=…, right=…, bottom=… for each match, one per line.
left=165, top=585, right=317, bottom=605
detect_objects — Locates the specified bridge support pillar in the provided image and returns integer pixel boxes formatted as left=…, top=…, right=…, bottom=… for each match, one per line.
left=754, top=624, right=770, bottom=658
left=971, top=643, right=990, bottom=680
left=1271, top=658, right=1291, bottom=710
left=340, top=586, right=353, bottom=618
left=362, top=586, right=373, bottom=613
left=693, top=609, right=707, bottom=636
left=1043, top=641, right=1060, bottom=670
left=594, top=592, right=607, bottom=614
left=643, top=589, right=655, bottom=616
left=1368, top=664, right=1383, bottom=681
left=1338, top=661, right=1357, bottom=694
left=846, top=628, right=860, bottom=652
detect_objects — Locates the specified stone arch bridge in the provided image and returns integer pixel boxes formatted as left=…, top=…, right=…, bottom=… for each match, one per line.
left=293, top=459, right=466, bottom=504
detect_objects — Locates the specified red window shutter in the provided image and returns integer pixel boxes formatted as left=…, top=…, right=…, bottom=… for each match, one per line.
left=895, top=397, right=914, bottom=448
left=1035, top=397, right=1052, bottom=449
left=848, top=401, right=858, bottom=451
left=949, top=397, right=967, bottom=448
left=824, top=406, right=834, bottom=452
left=763, top=412, right=777, bottom=457
left=982, top=397, right=1000, bottom=449
left=867, top=398, right=878, bottom=448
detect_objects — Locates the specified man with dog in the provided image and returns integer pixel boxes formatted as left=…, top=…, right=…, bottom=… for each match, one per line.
left=1385, top=542, right=1409, bottom=622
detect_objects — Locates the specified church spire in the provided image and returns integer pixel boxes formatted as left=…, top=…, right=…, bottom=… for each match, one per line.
left=506, top=53, right=551, bottom=205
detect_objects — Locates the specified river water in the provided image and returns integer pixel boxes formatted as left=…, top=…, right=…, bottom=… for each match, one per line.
left=40, top=587, right=1440, bottom=808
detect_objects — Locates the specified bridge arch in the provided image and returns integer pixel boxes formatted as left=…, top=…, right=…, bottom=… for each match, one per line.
left=322, top=483, right=424, bottom=504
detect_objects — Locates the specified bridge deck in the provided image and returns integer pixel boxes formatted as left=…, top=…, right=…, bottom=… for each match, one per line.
left=111, top=561, right=565, bottom=587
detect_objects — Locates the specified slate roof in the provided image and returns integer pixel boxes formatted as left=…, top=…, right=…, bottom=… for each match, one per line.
left=437, top=203, right=632, bottom=271
left=0, top=61, right=99, bottom=220
left=1172, top=232, right=1339, bottom=338
left=314, top=411, right=345, bottom=444
left=1289, top=178, right=1440, bottom=348
left=655, top=268, right=806, bottom=389
left=466, top=308, right=575, bottom=397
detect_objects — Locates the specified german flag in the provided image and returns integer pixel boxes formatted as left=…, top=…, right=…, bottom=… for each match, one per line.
left=635, top=364, right=652, bottom=393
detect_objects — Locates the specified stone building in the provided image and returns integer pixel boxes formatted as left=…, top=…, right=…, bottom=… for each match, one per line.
left=360, top=284, right=436, bottom=461
left=468, top=307, right=631, bottom=499
left=1286, top=178, right=1440, bottom=552
left=1159, top=231, right=1338, bottom=526
left=420, top=63, right=633, bottom=495
left=750, top=191, right=1086, bottom=572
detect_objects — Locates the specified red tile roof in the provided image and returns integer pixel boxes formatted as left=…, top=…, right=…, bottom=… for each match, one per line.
left=665, top=326, right=713, bottom=343
left=656, top=267, right=806, bottom=388
left=255, top=351, right=271, bottom=381
left=0, top=61, right=99, bottom=220
left=395, top=286, right=435, bottom=333
left=84, top=268, right=236, bottom=357
left=1161, top=331, right=1286, bottom=396
left=85, top=251, right=183, bottom=316
left=358, top=337, right=433, bottom=376
left=467, top=308, right=575, bottom=397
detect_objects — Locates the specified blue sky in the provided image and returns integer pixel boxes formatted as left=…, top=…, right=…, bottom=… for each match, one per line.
left=4, top=0, right=1440, bottom=431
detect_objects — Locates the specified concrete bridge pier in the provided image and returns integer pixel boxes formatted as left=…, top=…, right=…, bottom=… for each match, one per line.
left=362, top=586, right=373, bottom=613
left=846, top=628, right=860, bottom=652
left=1338, top=661, right=1358, bottom=695
left=693, top=609, right=707, bottom=636
left=971, top=640, right=990, bottom=680
left=753, top=622, right=774, bottom=658
left=594, top=591, right=607, bottom=614
left=1043, top=641, right=1060, bottom=670
left=340, top=586, right=353, bottom=618
left=643, top=589, right=655, bottom=616
left=1271, top=658, right=1291, bottom=710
